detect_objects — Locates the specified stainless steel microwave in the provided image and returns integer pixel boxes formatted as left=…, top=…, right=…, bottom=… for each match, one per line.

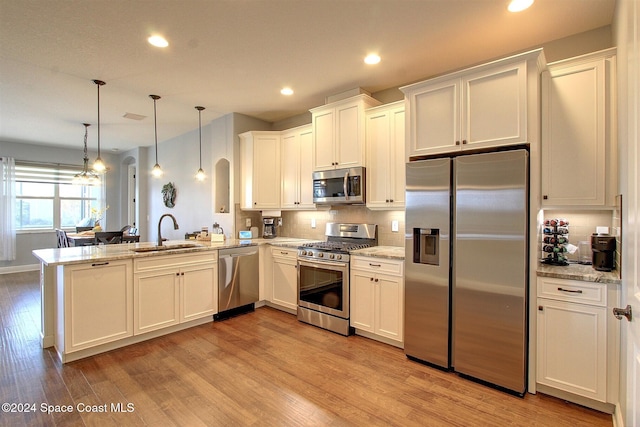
left=312, top=167, right=365, bottom=204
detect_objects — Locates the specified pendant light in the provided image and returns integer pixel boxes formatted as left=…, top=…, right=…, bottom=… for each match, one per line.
left=92, top=79, right=106, bottom=172
left=150, top=94, right=163, bottom=177
left=73, top=123, right=100, bottom=185
left=195, top=106, right=205, bottom=181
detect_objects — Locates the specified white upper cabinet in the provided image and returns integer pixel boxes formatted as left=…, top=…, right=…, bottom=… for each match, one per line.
left=401, top=49, right=545, bottom=160
left=366, top=101, right=405, bottom=210
left=239, top=131, right=281, bottom=210
left=281, top=124, right=315, bottom=209
left=541, top=48, right=617, bottom=207
left=310, top=94, right=381, bottom=171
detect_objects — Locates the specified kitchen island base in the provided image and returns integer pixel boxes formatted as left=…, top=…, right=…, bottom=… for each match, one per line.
left=53, top=316, right=214, bottom=364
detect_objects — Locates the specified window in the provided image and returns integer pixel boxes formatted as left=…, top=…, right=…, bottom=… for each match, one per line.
left=15, top=163, right=104, bottom=231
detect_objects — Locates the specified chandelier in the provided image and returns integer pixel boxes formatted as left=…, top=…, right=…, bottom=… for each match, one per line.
left=73, top=123, right=100, bottom=185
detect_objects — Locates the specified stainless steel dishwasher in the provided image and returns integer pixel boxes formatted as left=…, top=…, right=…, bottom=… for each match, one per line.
left=214, top=245, right=259, bottom=320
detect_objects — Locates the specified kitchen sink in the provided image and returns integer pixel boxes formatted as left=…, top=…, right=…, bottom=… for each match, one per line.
left=130, top=243, right=203, bottom=253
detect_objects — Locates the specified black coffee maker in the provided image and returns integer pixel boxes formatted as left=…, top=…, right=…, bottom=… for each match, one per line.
left=591, top=234, right=616, bottom=271
left=262, top=217, right=277, bottom=239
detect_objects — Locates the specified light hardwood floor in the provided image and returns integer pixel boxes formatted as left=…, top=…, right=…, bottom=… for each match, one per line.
left=0, top=271, right=612, bottom=426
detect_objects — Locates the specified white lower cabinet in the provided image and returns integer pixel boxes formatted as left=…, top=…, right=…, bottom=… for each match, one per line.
left=57, top=259, right=133, bottom=354
left=134, top=252, right=217, bottom=335
left=536, top=276, right=618, bottom=410
left=270, top=247, right=298, bottom=312
left=350, top=256, right=404, bottom=345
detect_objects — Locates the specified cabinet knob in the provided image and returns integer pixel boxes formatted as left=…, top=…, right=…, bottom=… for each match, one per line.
left=538, top=305, right=544, bottom=311
left=543, top=195, right=548, bottom=200
left=455, top=140, right=460, bottom=145
left=370, top=277, right=374, bottom=281
left=462, top=139, right=467, bottom=145
left=375, top=278, right=379, bottom=282
left=389, top=199, right=393, bottom=203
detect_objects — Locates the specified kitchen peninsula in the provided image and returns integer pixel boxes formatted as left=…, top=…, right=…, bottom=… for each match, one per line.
left=32, top=238, right=310, bottom=363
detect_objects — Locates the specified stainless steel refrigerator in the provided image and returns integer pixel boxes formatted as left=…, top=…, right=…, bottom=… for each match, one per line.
left=405, top=149, right=528, bottom=395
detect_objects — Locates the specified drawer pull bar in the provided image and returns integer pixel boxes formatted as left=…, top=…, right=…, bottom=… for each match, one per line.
left=557, top=287, right=583, bottom=294
left=369, top=263, right=381, bottom=267
left=91, top=262, right=110, bottom=267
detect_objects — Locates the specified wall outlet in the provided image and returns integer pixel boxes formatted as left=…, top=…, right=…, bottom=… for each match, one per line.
left=311, top=218, right=316, bottom=229
left=391, top=220, right=399, bottom=232
left=245, top=218, right=251, bottom=228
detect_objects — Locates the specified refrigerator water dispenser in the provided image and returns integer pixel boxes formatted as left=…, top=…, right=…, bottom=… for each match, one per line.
left=414, top=228, right=439, bottom=265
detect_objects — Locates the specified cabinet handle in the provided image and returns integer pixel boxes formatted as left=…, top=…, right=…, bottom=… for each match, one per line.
left=557, top=287, right=583, bottom=294
left=91, top=262, right=110, bottom=267
left=280, top=251, right=289, bottom=255
left=369, top=263, right=381, bottom=267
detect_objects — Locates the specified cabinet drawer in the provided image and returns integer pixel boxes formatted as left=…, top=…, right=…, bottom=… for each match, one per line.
left=351, top=256, right=403, bottom=276
left=537, top=277, right=606, bottom=306
left=271, top=247, right=297, bottom=260
left=134, top=252, right=216, bottom=272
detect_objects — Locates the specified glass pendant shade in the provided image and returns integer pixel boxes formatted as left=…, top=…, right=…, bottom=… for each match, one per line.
left=195, top=106, right=205, bottom=181
left=92, top=79, right=106, bottom=172
left=150, top=94, right=163, bottom=177
left=73, top=123, right=100, bottom=186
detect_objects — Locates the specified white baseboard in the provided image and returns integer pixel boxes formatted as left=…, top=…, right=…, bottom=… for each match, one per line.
left=613, top=402, right=624, bottom=427
left=0, top=264, right=40, bottom=274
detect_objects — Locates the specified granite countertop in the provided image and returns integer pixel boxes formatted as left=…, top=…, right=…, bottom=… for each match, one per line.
left=31, top=237, right=322, bottom=267
left=537, top=262, right=621, bottom=285
left=350, top=246, right=405, bottom=260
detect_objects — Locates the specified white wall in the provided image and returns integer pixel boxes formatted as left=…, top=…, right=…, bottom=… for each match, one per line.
left=144, top=125, right=214, bottom=243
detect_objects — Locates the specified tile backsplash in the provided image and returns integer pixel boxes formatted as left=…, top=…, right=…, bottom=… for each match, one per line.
left=279, top=206, right=405, bottom=247
left=543, top=209, right=617, bottom=264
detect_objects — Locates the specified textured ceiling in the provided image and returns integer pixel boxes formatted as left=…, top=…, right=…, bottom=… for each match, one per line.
left=0, top=0, right=615, bottom=152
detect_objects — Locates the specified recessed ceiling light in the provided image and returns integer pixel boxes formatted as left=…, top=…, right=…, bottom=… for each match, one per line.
left=281, top=87, right=294, bottom=96
left=123, top=112, right=146, bottom=121
left=508, top=0, right=534, bottom=12
left=364, top=54, right=381, bottom=65
left=148, top=35, right=169, bottom=48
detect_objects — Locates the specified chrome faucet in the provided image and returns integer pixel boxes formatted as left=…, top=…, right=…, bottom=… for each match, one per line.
left=157, top=213, right=179, bottom=246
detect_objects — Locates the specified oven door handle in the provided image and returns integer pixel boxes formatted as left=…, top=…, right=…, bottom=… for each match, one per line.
left=298, top=259, right=348, bottom=269
left=343, top=170, right=349, bottom=201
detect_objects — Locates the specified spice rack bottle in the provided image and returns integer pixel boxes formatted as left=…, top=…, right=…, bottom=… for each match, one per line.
left=541, top=218, right=569, bottom=266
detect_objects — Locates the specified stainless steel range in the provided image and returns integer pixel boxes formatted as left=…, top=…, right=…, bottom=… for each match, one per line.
left=297, top=223, right=377, bottom=335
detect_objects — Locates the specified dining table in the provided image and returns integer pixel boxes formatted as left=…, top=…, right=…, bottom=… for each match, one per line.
left=66, top=231, right=140, bottom=247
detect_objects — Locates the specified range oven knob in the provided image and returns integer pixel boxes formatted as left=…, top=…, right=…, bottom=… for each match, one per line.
left=329, top=253, right=335, bottom=259
left=317, top=252, right=323, bottom=258
left=336, top=254, right=342, bottom=260
left=300, top=250, right=306, bottom=256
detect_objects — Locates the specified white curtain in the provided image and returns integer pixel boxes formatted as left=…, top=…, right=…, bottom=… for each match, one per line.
left=0, top=157, right=16, bottom=261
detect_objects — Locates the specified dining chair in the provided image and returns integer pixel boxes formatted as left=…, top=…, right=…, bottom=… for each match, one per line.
left=122, top=235, right=140, bottom=244
left=94, top=231, right=124, bottom=245
left=56, top=229, right=70, bottom=248
left=76, top=226, right=94, bottom=233
left=120, top=225, right=132, bottom=233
